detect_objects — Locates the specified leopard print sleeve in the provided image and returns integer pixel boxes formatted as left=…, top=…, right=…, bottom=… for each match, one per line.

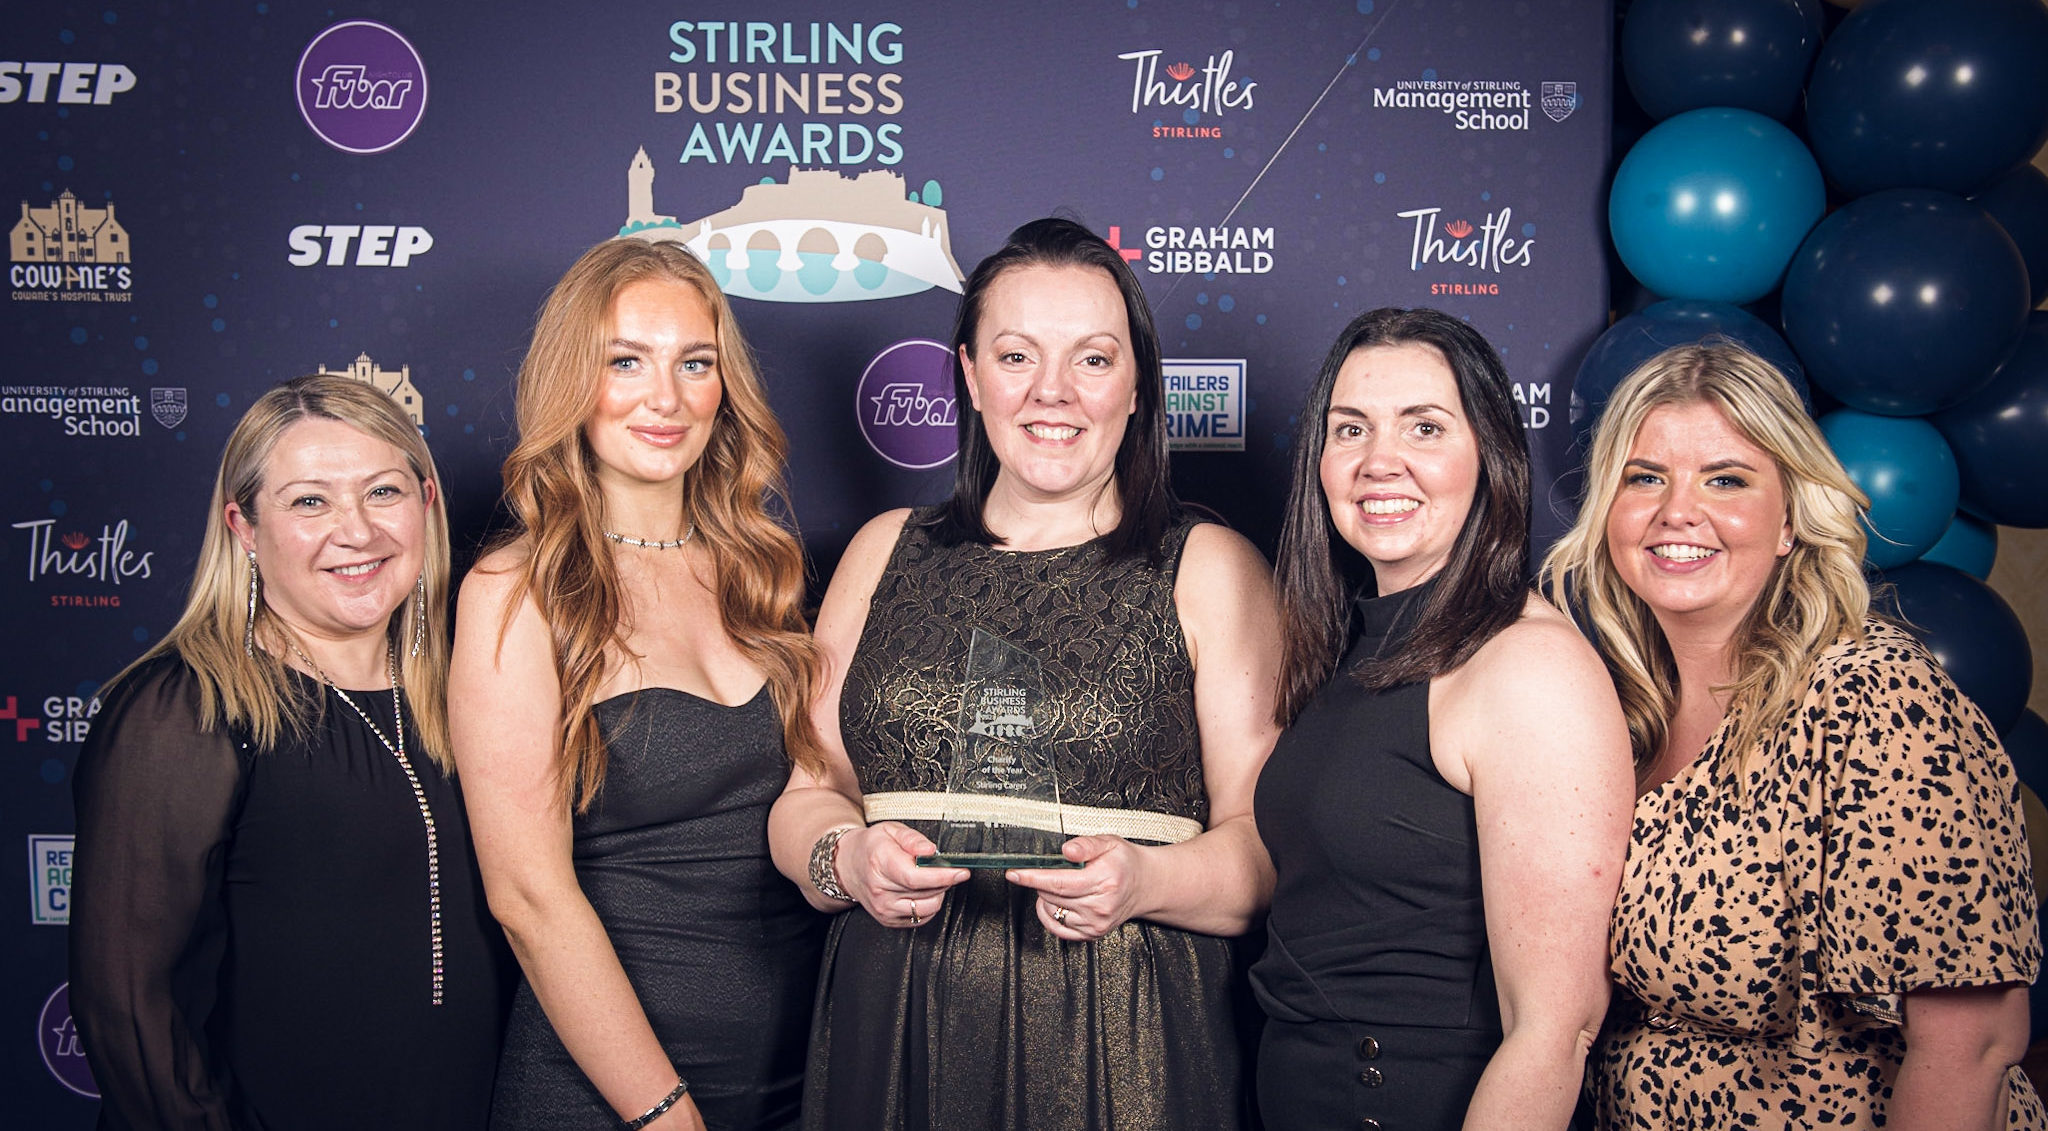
left=1811, top=621, right=2040, bottom=999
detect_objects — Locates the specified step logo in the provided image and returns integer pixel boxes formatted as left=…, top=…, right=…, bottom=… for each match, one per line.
left=296, top=20, right=428, bottom=154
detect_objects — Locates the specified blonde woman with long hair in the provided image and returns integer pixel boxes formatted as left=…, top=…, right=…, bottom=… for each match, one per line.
left=71, top=374, right=512, bottom=1130
left=1542, top=343, right=2040, bottom=1130
left=451, top=239, right=824, bottom=1131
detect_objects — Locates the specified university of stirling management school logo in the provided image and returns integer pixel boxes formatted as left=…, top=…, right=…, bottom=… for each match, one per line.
left=149, top=387, right=185, bottom=429
left=1542, top=82, right=1579, bottom=124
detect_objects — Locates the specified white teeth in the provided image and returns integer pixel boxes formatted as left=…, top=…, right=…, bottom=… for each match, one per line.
left=332, top=561, right=380, bottom=577
left=1651, top=544, right=1717, bottom=562
left=1358, top=498, right=1420, bottom=515
left=1026, top=424, right=1080, bottom=440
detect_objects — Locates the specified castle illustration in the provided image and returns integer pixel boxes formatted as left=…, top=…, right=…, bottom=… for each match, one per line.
left=318, top=352, right=424, bottom=426
left=11, top=190, right=129, bottom=263
left=619, top=147, right=964, bottom=302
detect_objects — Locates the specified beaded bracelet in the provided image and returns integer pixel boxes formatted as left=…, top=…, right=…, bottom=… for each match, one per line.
left=621, top=1079, right=689, bottom=1130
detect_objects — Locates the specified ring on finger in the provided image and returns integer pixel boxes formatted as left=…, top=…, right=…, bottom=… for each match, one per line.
left=909, top=902, right=922, bottom=927
left=1051, top=905, right=1069, bottom=925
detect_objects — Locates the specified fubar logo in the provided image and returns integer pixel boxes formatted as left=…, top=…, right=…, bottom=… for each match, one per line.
left=0, top=62, right=136, bottom=105
left=855, top=339, right=957, bottom=469
left=9, top=189, right=133, bottom=303
left=296, top=21, right=428, bottom=154
left=38, top=983, right=97, bottom=1098
left=1116, top=49, right=1257, bottom=139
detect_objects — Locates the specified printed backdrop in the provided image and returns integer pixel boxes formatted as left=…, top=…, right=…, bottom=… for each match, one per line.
left=2, top=1, right=1612, bottom=1120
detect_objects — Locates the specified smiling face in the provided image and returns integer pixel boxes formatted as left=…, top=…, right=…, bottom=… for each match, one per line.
left=226, top=416, right=432, bottom=647
left=1605, top=400, right=1793, bottom=641
left=1318, top=342, right=1481, bottom=594
left=583, top=277, right=724, bottom=497
left=960, top=263, right=1139, bottom=509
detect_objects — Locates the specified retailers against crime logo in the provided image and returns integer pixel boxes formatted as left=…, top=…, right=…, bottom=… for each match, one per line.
left=29, top=834, right=74, bottom=925
left=1117, top=49, right=1257, bottom=139
left=296, top=20, right=428, bottom=154
left=856, top=339, right=957, bottom=469
left=10, top=189, right=132, bottom=303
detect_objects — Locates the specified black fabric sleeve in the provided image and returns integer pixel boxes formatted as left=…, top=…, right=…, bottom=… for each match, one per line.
left=69, top=655, right=248, bottom=1131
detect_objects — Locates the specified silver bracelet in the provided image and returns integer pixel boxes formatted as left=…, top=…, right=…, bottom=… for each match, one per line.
left=620, top=1078, right=688, bottom=1130
left=808, top=825, right=860, bottom=903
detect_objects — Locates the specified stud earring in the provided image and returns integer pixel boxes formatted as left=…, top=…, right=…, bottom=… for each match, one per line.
left=245, top=551, right=260, bottom=656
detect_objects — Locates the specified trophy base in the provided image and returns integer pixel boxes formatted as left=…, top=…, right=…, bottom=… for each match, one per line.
left=915, top=852, right=1083, bottom=870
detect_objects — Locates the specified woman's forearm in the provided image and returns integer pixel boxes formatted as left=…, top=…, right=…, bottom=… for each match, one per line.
left=1459, top=1016, right=1601, bottom=1131
left=1127, top=814, right=1273, bottom=935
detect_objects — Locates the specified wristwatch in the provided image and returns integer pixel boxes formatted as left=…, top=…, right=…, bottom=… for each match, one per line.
left=809, top=825, right=860, bottom=903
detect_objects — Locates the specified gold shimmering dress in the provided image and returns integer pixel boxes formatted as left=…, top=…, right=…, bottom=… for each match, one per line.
left=802, top=509, right=1246, bottom=1131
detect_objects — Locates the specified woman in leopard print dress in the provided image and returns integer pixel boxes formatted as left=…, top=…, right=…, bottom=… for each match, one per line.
left=1541, top=343, right=2041, bottom=1130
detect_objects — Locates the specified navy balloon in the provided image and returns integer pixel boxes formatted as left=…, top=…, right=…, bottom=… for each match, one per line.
left=1876, top=561, right=2033, bottom=736
left=1935, top=312, right=2048, bottom=528
left=2007, top=710, right=2048, bottom=802
left=1621, top=0, right=1824, bottom=121
left=1781, top=189, right=2030, bottom=416
left=1971, top=164, right=2048, bottom=308
left=1920, top=512, right=1998, bottom=580
left=1805, top=0, right=2048, bottom=196
left=1819, top=410, right=1959, bottom=569
left=1571, top=300, right=1809, bottom=454
left=1608, top=107, right=1825, bottom=303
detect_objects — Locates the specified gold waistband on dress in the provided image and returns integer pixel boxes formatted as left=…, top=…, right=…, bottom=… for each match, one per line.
left=860, top=791, right=1204, bottom=845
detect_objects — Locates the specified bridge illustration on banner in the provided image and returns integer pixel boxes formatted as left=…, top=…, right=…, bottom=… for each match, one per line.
left=618, top=147, right=964, bottom=304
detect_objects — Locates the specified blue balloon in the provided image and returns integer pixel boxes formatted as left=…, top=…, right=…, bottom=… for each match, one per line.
left=1875, top=560, right=2033, bottom=736
left=1805, top=0, right=2048, bottom=196
left=1608, top=108, right=1825, bottom=303
left=1818, top=410, right=1960, bottom=569
left=1934, top=312, right=2048, bottom=527
left=1920, top=512, right=1998, bottom=579
left=2007, top=710, right=2048, bottom=802
left=1971, top=163, right=2048, bottom=307
left=1781, top=189, right=2030, bottom=416
left=1571, top=299, right=1809, bottom=455
left=1622, top=0, right=1823, bottom=121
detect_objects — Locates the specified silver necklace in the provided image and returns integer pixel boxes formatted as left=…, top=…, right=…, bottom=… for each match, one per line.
left=603, top=524, right=695, bottom=550
left=288, top=639, right=444, bottom=1007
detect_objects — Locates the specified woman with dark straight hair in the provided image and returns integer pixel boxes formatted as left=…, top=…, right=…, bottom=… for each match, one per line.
left=1253, top=307, right=1632, bottom=1130
left=770, top=217, right=1284, bottom=1130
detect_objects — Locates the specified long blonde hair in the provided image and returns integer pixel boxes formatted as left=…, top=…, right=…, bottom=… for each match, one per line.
left=491, top=238, right=823, bottom=812
left=108, top=375, right=454, bottom=765
left=1540, top=343, right=1871, bottom=778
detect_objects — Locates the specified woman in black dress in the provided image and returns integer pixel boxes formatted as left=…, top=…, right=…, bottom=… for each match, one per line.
left=70, top=373, right=512, bottom=1130
left=769, top=218, right=1284, bottom=1131
left=1252, top=308, right=1632, bottom=1130
left=451, top=238, right=824, bottom=1131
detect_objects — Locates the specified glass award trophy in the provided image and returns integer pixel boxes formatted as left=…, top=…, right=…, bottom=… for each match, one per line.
left=915, top=628, right=1082, bottom=869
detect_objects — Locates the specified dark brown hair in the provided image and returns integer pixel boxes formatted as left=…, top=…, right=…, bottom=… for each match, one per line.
left=1274, top=307, right=1532, bottom=723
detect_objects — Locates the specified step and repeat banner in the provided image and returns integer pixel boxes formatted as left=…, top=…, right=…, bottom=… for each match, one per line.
left=2, top=1, right=1610, bottom=1120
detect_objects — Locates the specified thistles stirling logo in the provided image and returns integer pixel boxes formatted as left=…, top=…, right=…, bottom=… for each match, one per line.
left=296, top=20, right=428, bottom=154
left=1116, top=49, right=1257, bottom=139
left=11, top=518, right=155, bottom=602
left=1397, top=204, right=1535, bottom=296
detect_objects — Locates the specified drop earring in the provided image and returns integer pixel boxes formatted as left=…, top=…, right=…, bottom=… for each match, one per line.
left=410, top=573, right=426, bottom=659
left=245, top=551, right=260, bottom=656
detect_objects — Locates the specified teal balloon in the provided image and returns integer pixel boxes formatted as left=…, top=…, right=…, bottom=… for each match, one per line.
left=1921, top=512, right=1998, bottom=580
left=1819, top=409, right=1960, bottom=569
left=1608, top=107, right=1825, bottom=303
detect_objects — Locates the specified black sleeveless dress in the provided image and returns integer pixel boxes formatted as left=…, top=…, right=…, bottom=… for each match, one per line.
left=491, top=688, right=823, bottom=1131
left=1250, top=581, right=1501, bottom=1130
left=804, top=510, right=1246, bottom=1131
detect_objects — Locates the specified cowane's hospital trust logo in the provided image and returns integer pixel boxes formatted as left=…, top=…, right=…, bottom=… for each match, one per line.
left=296, top=20, right=428, bottom=154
